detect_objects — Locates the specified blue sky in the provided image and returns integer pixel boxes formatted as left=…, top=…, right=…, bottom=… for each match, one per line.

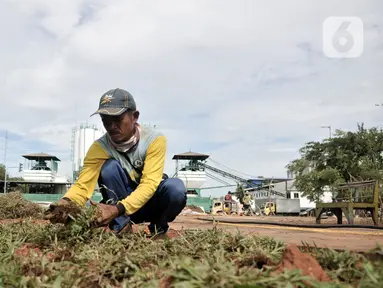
left=0, top=0, right=382, bottom=197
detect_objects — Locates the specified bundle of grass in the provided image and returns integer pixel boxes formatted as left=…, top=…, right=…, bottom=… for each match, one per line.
left=1, top=217, right=383, bottom=287
left=0, top=192, right=44, bottom=220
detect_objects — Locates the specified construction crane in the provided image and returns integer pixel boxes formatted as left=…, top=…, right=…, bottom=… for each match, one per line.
left=196, top=161, right=287, bottom=198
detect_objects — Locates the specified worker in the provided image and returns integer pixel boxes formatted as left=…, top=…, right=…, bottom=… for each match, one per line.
left=44, top=88, right=187, bottom=236
left=243, top=192, right=251, bottom=204
left=242, top=192, right=252, bottom=211
left=224, top=191, right=232, bottom=202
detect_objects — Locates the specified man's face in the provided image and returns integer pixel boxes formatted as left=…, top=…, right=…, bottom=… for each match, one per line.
left=101, top=110, right=139, bottom=143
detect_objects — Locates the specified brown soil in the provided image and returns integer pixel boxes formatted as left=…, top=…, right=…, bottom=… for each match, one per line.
left=166, top=228, right=183, bottom=239
left=235, top=254, right=272, bottom=269
left=276, top=244, right=330, bottom=282
left=144, top=228, right=183, bottom=240
left=14, top=243, right=75, bottom=266
left=14, top=243, right=43, bottom=259
left=185, top=205, right=205, bottom=213
left=43, top=202, right=82, bottom=224
left=208, top=214, right=383, bottom=226
left=14, top=243, right=56, bottom=276
left=171, top=215, right=383, bottom=252
left=159, top=276, right=174, bottom=288
left=130, top=225, right=182, bottom=239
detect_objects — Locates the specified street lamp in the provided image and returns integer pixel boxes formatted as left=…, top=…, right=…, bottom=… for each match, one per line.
left=321, top=125, right=332, bottom=139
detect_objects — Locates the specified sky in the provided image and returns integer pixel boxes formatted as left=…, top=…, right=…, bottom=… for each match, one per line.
left=0, top=0, right=382, bottom=197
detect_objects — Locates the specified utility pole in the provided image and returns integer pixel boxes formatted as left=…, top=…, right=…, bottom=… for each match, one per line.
left=321, top=125, right=332, bottom=139
left=3, top=130, right=7, bottom=193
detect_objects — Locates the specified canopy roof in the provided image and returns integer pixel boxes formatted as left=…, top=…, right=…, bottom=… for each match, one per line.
left=22, top=153, right=60, bottom=161
left=172, top=151, right=210, bottom=161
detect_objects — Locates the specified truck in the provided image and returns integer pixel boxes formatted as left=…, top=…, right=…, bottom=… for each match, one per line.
left=210, top=199, right=240, bottom=215
left=263, top=199, right=300, bottom=216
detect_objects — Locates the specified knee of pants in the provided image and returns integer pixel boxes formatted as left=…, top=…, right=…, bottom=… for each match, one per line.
left=162, top=178, right=187, bottom=205
left=100, top=159, right=121, bottom=180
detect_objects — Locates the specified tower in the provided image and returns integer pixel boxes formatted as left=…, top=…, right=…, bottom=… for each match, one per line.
left=22, top=153, right=61, bottom=182
left=70, top=123, right=104, bottom=181
left=172, top=151, right=210, bottom=197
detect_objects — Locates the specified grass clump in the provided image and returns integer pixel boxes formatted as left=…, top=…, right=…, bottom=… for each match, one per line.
left=300, top=243, right=383, bottom=287
left=0, top=192, right=44, bottom=220
left=0, top=205, right=382, bottom=287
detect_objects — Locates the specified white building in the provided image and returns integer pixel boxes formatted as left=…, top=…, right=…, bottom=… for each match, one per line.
left=252, top=162, right=333, bottom=210
left=172, top=152, right=210, bottom=197
left=272, top=179, right=333, bottom=209
left=21, top=153, right=69, bottom=194
left=71, top=123, right=104, bottom=180
left=285, top=163, right=333, bottom=208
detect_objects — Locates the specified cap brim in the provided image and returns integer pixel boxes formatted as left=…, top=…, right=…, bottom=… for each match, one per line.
left=90, top=107, right=127, bottom=117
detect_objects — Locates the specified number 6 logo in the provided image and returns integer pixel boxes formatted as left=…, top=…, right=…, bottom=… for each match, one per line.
left=323, top=17, right=363, bottom=58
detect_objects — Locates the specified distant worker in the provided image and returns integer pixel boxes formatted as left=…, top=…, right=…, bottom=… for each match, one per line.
left=242, top=192, right=253, bottom=215
left=243, top=192, right=251, bottom=206
left=224, top=191, right=233, bottom=202
left=44, top=88, right=187, bottom=236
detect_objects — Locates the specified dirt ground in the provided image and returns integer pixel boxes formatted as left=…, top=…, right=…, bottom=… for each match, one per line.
left=170, top=215, right=383, bottom=252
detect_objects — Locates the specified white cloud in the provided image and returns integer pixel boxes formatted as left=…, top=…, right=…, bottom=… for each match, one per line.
left=0, top=0, right=382, bottom=197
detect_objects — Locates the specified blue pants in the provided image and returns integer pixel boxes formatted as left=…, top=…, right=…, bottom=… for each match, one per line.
left=97, top=159, right=187, bottom=233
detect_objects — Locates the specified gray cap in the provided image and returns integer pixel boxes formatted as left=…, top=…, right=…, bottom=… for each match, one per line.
left=90, top=88, right=137, bottom=116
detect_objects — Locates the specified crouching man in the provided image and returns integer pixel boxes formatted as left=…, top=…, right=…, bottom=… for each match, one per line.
left=44, top=88, right=187, bottom=236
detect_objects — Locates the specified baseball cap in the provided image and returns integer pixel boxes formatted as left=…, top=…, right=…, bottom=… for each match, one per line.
left=90, top=88, right=137, bottom=116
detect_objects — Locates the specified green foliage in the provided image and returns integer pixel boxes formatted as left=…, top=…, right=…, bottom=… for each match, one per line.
left=0, top=164, right=7, bottom=181
left=0, top=216, right=383, bottom=287
left=235, top=184, right=245, bottom=204
left=0, top=164, right=24, bottom=192
left=0, top=218, right=291, bottom=288
left=0, top=196, right=382, bottom=287
left=0, top=207, right=383, bottom=287
left=287, top=123, right=383, bottom=202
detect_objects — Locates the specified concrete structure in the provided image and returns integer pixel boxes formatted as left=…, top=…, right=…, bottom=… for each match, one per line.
left=23, top=153, right=61, bottom=181
left=21, top=153, right=70, bottom=194
left=252, top=179, right=332, bottom=211
left=174, top=152, right=208, bottom=192
left=173, top=152, right=211, bottom=196
left=172, top=152, right=213, bottom=212
left=71, top=123, right=104, bottom=180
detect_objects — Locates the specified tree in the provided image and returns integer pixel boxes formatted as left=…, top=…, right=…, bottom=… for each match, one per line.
left=287, top=123, right=383, bottom=202
left=0, top=164, right=8, bottom=181
left=234, top=184, right=245, bottom=204
left=0, top=164, right=24, bottom=181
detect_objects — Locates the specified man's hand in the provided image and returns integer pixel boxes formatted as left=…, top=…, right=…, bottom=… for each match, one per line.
left=90, top=200, right=119, bottom=227
left=43, top=198, right=82, bottom=224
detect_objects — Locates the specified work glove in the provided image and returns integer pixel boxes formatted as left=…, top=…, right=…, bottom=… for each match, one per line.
left=43, top=198, right=82, bottom=224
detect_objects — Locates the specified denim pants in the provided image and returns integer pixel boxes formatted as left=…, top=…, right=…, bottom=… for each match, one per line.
left=97, top=159, right=187, bottom=233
